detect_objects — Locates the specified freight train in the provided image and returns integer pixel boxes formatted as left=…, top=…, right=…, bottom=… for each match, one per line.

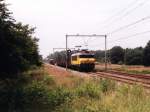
left=50, top=50, right=95, bottom=72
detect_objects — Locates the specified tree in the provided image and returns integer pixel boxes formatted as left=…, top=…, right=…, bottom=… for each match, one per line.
left=0, top=0, right=41, bottom=78
left=126, top=47, right=143, bottom=65
left=110, top=46, right=124, bottom=64
left=143, top=40, right=150, bottom=66
left=47, top=51, right=66, bottom=66
left=94, top=50, right=105, bottom=62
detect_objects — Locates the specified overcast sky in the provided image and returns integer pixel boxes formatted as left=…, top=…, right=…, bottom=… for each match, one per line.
left=7, top=0, right=150, bottom=57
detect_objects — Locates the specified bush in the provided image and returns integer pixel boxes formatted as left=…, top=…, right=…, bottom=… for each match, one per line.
left=99, top=79, right=116, bottom=93
left=0, top=79, right=73, bottom=112
left=76, top=82, right=101, bottom=99
left=0, top=81, right=25, bottom=112
left=110, top=46, right=124, bottom=64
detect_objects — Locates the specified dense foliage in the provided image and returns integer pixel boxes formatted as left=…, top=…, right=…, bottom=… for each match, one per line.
left=143, top=41, right=150, bottom=66
left=0, top=0, right=41, bottom=78
left=110, top=46, right=124, bottom=64
left=94, top=50, right=105, bottom=62
left=125, top=47, right=143, bottom=65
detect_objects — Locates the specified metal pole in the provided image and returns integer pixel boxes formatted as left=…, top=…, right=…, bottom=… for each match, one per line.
left=105, top=35, right=107, bottom=71
left=53, top=48, right=55, bottom=54
left=66, top=35, right=68, bottom=70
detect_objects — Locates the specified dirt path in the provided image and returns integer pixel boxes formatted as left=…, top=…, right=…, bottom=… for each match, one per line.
left=44, top=63, right=89, bottom=78
left=44, top=64, right=70, bottom=77
left=44, top=64, right=91, bottom=87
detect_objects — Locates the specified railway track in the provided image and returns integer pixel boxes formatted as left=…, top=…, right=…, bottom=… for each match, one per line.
left=89, top=71, right=150, bottom=89
left=47, top=63, right=150, bottom=89
left=107, top=71, right=150, bottom=79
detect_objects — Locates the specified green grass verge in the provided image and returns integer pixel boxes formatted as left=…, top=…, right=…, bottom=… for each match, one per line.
left=0, top=67, right=150, bottom=112
left=113, top=67, right=150, bottom=75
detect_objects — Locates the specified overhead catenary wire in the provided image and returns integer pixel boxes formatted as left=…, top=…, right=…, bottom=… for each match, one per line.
left=107, top=15, right=150, bottom=35
left=89, top=30, right=150, bottom=48
left=91, top=0, right=149, bottom=46
left=74, top=0, right=150, bottom=48
left=102, top=0, right=140, bottom=26
left=109, top=30, right=150, bottom=43
left=106, top=0, right=148, bottom=27
left=100, top=0, right=147, bottom=31
left=78, top=15, right=150, bottom=49
left=112, top=0, right=149, bottom=22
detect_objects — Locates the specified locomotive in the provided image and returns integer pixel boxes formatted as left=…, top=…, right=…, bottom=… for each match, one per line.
left=70, top=50, right=95, bottom=71
left=52, top=50, right=96, bottom=72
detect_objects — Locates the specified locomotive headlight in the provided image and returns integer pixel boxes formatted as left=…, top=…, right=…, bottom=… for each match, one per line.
left=92, top=58, right=96, bottom=62
left=89, top=58, right=95, bottom=62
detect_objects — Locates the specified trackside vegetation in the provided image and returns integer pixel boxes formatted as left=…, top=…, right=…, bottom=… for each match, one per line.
left=1, top=67, right=150, bottom=111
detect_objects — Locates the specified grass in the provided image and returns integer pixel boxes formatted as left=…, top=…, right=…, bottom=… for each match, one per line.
left=57, top=84, right=150, bottom=112
left=113, top=67, right=150, bottom=75
left=96, top=64, right=150, bottom=75
left=1, top=67, right=150, bottom=112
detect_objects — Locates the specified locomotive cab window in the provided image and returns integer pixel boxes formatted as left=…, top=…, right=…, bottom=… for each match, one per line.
left=72, top=56, right=77, bottom=61
left=79, top=55, right=94, bottom=58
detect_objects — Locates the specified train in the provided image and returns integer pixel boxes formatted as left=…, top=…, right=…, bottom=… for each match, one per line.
left=49, top=59, right=55, bottom=65
left=50, top=49, right=96, bottom=72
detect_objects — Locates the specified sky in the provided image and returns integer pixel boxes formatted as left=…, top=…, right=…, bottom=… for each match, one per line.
left=6, top=0, right=150, bottom=57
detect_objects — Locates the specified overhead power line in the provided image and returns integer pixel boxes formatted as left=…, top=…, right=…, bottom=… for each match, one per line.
left=89, top=30, right=150, bottom=48
left=100, top=0, right=149, bottom=35
left=109, top=30, right=150, bottom=43
left=107, top=15, right=150, bottom=35
left=102, top=0, right=140, bottom=25
left=101, top=0, right=148, bottom=30
left=107, top=0, right=149, bottom=25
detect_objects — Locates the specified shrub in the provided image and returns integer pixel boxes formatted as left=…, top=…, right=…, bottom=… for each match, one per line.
left=23, top=82, right=72, bottom=111
left=0, top=75, right=75, bottom=111
left=99, top=79, right=116, bottom=93
left=76, top=82, right=101, bottom=99
left=42, top=75, right=56, bottom=85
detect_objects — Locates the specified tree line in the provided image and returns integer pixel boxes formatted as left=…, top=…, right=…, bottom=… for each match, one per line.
left=95, top=40, right=150, bottom=66
left=47, top=40, right=150, bottom=66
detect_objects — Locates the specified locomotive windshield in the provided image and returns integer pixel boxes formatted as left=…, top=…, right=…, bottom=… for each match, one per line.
left=79, top=55, right=94, bottom=58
